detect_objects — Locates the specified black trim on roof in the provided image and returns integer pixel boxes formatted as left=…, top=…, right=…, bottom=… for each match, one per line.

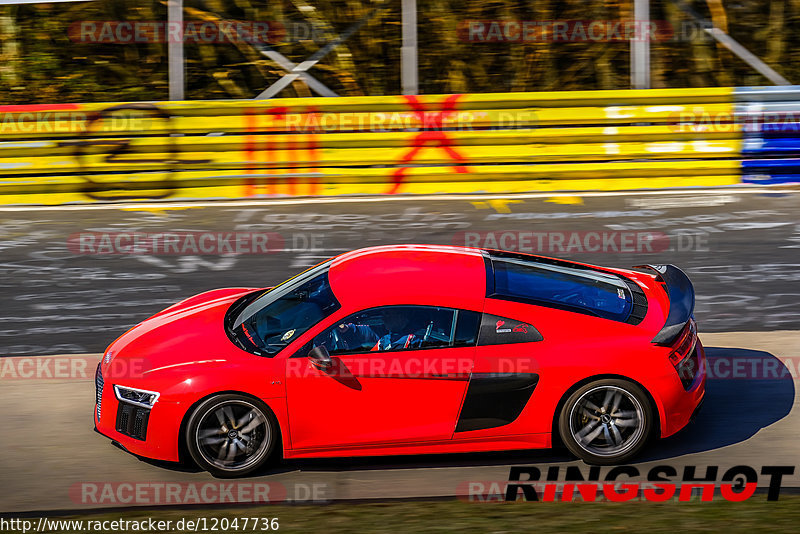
left=481, top=251, right=495, bottom=295
left=623, top=278, right=648, bottom=326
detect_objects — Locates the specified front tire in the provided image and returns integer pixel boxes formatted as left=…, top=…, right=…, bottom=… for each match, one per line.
left=558, top=379, right=653, bottom=465
left=186, top=394, right=278, bottom=478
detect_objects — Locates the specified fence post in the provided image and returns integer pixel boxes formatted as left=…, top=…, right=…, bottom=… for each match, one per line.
left=168, top=0, right=184, bottom=100
left=401, top=0, right=418, bottom=95
left=631, top=0, right=651, bottom=89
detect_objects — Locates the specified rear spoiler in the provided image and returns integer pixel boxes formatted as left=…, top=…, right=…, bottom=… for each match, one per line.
left=633, top=264, right=695, bottom=345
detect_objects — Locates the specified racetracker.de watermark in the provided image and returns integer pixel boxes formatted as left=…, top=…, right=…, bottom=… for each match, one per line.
left=0, top=112, right=148, bottom=134
left=669, top=110, right=800, bottom=133
left=69, top=481, right=331, bottom=505
left=68, top=232, right=284, bottom=255
left=695, top=355, right=800, bottom=381
left=453, top=230, right=681, bottom=254
left=241, top=110, right=533, bottom=132
left=5, top=354, right=796, bottom=381
left=71, top=482, right=288, bottom=505
left=285, top=356, right=502, bottom=378
left=458, top=20, right=716, bottom=43
left=0, top=356, right=148, bottom=380
left=68, top=20, right=325, bottom=44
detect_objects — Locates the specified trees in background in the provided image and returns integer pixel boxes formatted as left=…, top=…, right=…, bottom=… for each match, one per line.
left=0, top=0, right=795, bottom=103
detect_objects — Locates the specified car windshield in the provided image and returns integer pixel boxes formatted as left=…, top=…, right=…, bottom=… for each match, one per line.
left=491, top=254, right=632, bottom=322
left=226, top=261, right=340, bottom=356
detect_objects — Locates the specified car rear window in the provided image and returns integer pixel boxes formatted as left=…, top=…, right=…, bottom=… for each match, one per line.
left=489, top=253, right=633, bottom=322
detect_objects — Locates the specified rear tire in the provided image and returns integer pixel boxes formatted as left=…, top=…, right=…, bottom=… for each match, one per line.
left=186, top=394, right=278, bottom=478
left=558, top=379, right=653, bottom=465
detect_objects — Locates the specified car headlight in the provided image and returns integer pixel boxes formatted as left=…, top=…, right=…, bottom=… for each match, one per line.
left=113, top=385, right=160, bottom=408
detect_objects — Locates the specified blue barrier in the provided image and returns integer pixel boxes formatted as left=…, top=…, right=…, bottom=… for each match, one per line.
left=736, top=86, right=800, bottom=185
left=743, top=139, right=800, bottom=154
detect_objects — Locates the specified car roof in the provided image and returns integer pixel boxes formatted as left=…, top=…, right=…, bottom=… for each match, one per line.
left=328, top=245, right=487, bottom=312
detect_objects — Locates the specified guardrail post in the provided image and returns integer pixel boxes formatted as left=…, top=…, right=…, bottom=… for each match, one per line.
left=168, top=0, right=184, bottom=101
left=401, top=0, right=418, bottom=95
left=631, top=0, right=651, bottom=89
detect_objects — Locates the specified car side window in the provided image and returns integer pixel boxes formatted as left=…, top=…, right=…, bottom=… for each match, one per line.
left=453, top=310, right=481, bottom=347
left=311, top=306, right=479, bottom=355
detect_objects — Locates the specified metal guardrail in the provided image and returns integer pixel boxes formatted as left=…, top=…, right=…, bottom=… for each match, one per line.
left=0, top=87, right=797, bottom=204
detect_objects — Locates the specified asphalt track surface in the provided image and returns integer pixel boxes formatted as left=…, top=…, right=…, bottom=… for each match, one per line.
left=0, top=189, right=799, bottom=358
left=0, top=189, right=798, bottom=512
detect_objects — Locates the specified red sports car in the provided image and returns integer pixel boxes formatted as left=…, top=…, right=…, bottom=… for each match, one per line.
left=95, top=245, right=706, bottom=477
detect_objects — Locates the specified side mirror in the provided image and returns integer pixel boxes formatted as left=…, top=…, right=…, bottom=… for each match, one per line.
left=308, top=345, right=332, bottom=370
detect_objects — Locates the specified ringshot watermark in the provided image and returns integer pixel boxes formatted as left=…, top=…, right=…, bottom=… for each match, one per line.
left=460, top=465, right=795, bottom=502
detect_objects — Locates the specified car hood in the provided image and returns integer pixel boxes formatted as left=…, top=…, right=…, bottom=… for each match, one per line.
left=101, top=287, right=258, bottom=378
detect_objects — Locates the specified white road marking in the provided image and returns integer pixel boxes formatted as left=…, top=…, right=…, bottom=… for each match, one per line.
left=0, top=187, right=794, bottom=212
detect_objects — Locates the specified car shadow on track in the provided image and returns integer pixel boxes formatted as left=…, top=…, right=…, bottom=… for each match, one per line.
left=639, top=346, right=795, bottom=462
left=137, top=346, right=795, bottom=477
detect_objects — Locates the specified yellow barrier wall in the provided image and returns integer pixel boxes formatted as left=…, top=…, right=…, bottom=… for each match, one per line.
left=0, top=88, right=740, bottom=204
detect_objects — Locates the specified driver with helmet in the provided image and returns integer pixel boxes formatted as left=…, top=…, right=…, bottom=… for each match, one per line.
left=370, top=307, right=428, bottom=351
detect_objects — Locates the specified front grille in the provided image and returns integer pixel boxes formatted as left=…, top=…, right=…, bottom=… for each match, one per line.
left=116, top=402, right=150, bottom=441
left=94, top=363, right=104, bottom=420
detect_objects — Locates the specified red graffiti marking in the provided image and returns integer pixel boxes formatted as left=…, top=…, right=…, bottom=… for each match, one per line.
left=390, top=94, right=469, bottom=194
left=244, top=107, right=287, bottom=197
left=287, top=134, right=297, bottom=196
left=244, top=107, right=258, bottom=176
left=261, top=115, right=274, bottom=196
left=0, top=103, right=81, bottom=112
left=305, top=106, right=321, bottom=196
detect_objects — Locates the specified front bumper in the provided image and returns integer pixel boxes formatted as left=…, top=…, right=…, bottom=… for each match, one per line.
left=95, top=371, right=185, bottom=462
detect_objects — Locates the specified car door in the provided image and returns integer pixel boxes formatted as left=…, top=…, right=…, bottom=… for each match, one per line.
left=456, top=306, right=545, bottom=437
left=285, top=305, right=481, bottom=450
